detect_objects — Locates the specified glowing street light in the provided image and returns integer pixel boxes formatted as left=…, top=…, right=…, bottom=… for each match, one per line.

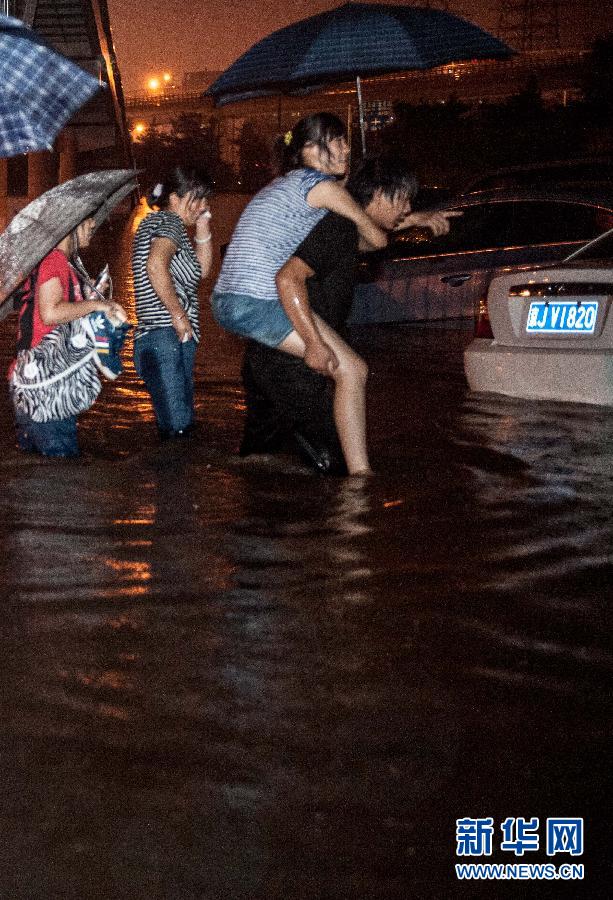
left=146, top=72, right=173, bottom=95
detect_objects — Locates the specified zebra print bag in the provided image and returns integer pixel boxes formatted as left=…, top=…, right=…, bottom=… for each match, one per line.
left=9, top=316, right=102, bottom=422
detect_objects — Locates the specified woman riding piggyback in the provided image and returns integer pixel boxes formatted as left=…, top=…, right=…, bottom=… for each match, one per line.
left=212, top=112, right=386, bottom=475
left=213, top=113, right=386, bottom=327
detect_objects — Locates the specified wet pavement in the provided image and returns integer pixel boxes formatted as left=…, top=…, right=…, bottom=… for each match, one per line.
left=0, top=197, right=611, bottom=898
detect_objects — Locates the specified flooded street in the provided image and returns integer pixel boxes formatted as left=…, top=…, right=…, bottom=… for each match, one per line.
left=0, top=198, right=611, bottom=898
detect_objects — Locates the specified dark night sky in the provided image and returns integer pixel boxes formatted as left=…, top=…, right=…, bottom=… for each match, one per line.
left=106, top=0, right=613, bottom=93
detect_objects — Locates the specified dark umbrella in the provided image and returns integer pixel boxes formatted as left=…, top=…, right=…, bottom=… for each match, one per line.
left=0, top=169, right=138, bottom=316
left=208, top=1, right=513, bottom=153
left=0, top=14, right=100, bottom=158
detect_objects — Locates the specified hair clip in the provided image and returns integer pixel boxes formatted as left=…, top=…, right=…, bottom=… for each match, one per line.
left=284, top=130, right=293, bottom=146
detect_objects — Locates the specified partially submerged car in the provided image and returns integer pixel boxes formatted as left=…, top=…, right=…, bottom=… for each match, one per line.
left=349, top=189, right=613, bottom=326
left=463, top=228, right=613, bottom=405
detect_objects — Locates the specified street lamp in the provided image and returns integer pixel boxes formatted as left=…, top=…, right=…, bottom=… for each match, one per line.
left=146, top=73, right=174, bottom=97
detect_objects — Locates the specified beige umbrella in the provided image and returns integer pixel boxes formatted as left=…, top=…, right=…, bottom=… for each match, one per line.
left=0, top=169, right=138, bottom=318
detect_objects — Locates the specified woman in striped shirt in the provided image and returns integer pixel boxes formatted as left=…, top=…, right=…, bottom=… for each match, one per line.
left=212, top=113, right=387, bottom=475
left=132, top=166, right=213, bottom=439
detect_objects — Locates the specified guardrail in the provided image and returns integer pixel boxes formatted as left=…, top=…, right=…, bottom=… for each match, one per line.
left=125, top=89, right=208, bottom=108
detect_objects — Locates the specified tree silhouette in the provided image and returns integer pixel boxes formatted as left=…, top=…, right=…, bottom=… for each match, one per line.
left=131, top=114, right=234, bottom=189
left=236, top=123, right=274, bottom=192
left=582, top=35, right=613, bottom=112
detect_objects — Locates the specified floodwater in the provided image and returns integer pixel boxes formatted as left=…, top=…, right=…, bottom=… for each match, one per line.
left=0, top=197, right=611, bottom=899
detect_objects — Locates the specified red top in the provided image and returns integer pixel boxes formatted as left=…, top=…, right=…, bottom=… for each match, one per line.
left=27, top=249, right=84, bottom=348
left=8, top=249, right=85, bottom=380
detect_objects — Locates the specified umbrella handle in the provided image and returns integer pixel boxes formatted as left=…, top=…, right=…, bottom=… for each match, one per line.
left=70, top=259, right=113, bottom=302
left=356, top=76, right=366, bottom=157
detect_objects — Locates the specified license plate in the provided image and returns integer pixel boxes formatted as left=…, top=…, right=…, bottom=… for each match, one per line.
left=525, top=299, right=599, bottom=335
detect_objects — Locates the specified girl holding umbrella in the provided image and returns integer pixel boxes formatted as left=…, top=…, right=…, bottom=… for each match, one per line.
left=11, top=217, right=127, bottom=458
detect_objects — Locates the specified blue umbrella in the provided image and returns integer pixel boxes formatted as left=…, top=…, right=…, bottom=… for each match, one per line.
left=208, top=2, right=513, bottom=152
left=0, top=14, right=100, bottom=158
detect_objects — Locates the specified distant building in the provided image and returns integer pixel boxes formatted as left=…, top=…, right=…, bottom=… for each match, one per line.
left=182, top=70, right=224, bottom=93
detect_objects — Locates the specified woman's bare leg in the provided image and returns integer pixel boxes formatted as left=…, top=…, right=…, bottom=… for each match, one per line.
left=277, top=317, right=371, bottom=475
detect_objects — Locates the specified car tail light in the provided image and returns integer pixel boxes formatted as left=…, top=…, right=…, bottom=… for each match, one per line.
left=474, top=295, right=493, bottom=338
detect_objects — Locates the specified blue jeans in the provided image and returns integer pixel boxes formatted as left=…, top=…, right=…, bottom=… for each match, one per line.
left=15, top=410, right=79, bottom=457
left=134, top=327, right=197, bottom=436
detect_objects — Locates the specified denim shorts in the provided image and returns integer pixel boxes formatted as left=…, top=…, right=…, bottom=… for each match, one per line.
left=211, top=291, right=293, bottom=349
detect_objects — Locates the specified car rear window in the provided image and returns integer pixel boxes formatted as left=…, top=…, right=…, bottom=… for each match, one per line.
left=505, top=201, right=607, bottom=246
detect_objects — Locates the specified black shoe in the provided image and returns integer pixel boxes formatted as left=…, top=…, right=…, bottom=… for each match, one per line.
left=292, top=430, right=346, bottom=476
left=158, top=422, right=194, bottom=442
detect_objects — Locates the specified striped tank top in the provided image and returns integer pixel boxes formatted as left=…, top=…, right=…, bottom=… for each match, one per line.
left=214, top=167, right=333, bottom=301
left=132, top=210, right=201, bottom=341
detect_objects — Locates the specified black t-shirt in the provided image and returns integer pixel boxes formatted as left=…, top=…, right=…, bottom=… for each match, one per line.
left=241, top=211, right=358, bottom=462
left=293, top=211, right=359, bottom=332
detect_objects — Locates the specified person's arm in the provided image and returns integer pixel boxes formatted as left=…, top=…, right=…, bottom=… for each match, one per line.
left=356, top=209, right=463, bottom=250
left=395, top=209, right=463, bottom=236
left=275, top=257, right=338, bottom=375
left=38, top=277, right=125, bottom=326
left=173, top=193, right=214, bottom=279
left=194, top=210, right=213, bottom=279
left=307, top=179, right=387, bottom=251
left=146, top=236, right=193, bottom=340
